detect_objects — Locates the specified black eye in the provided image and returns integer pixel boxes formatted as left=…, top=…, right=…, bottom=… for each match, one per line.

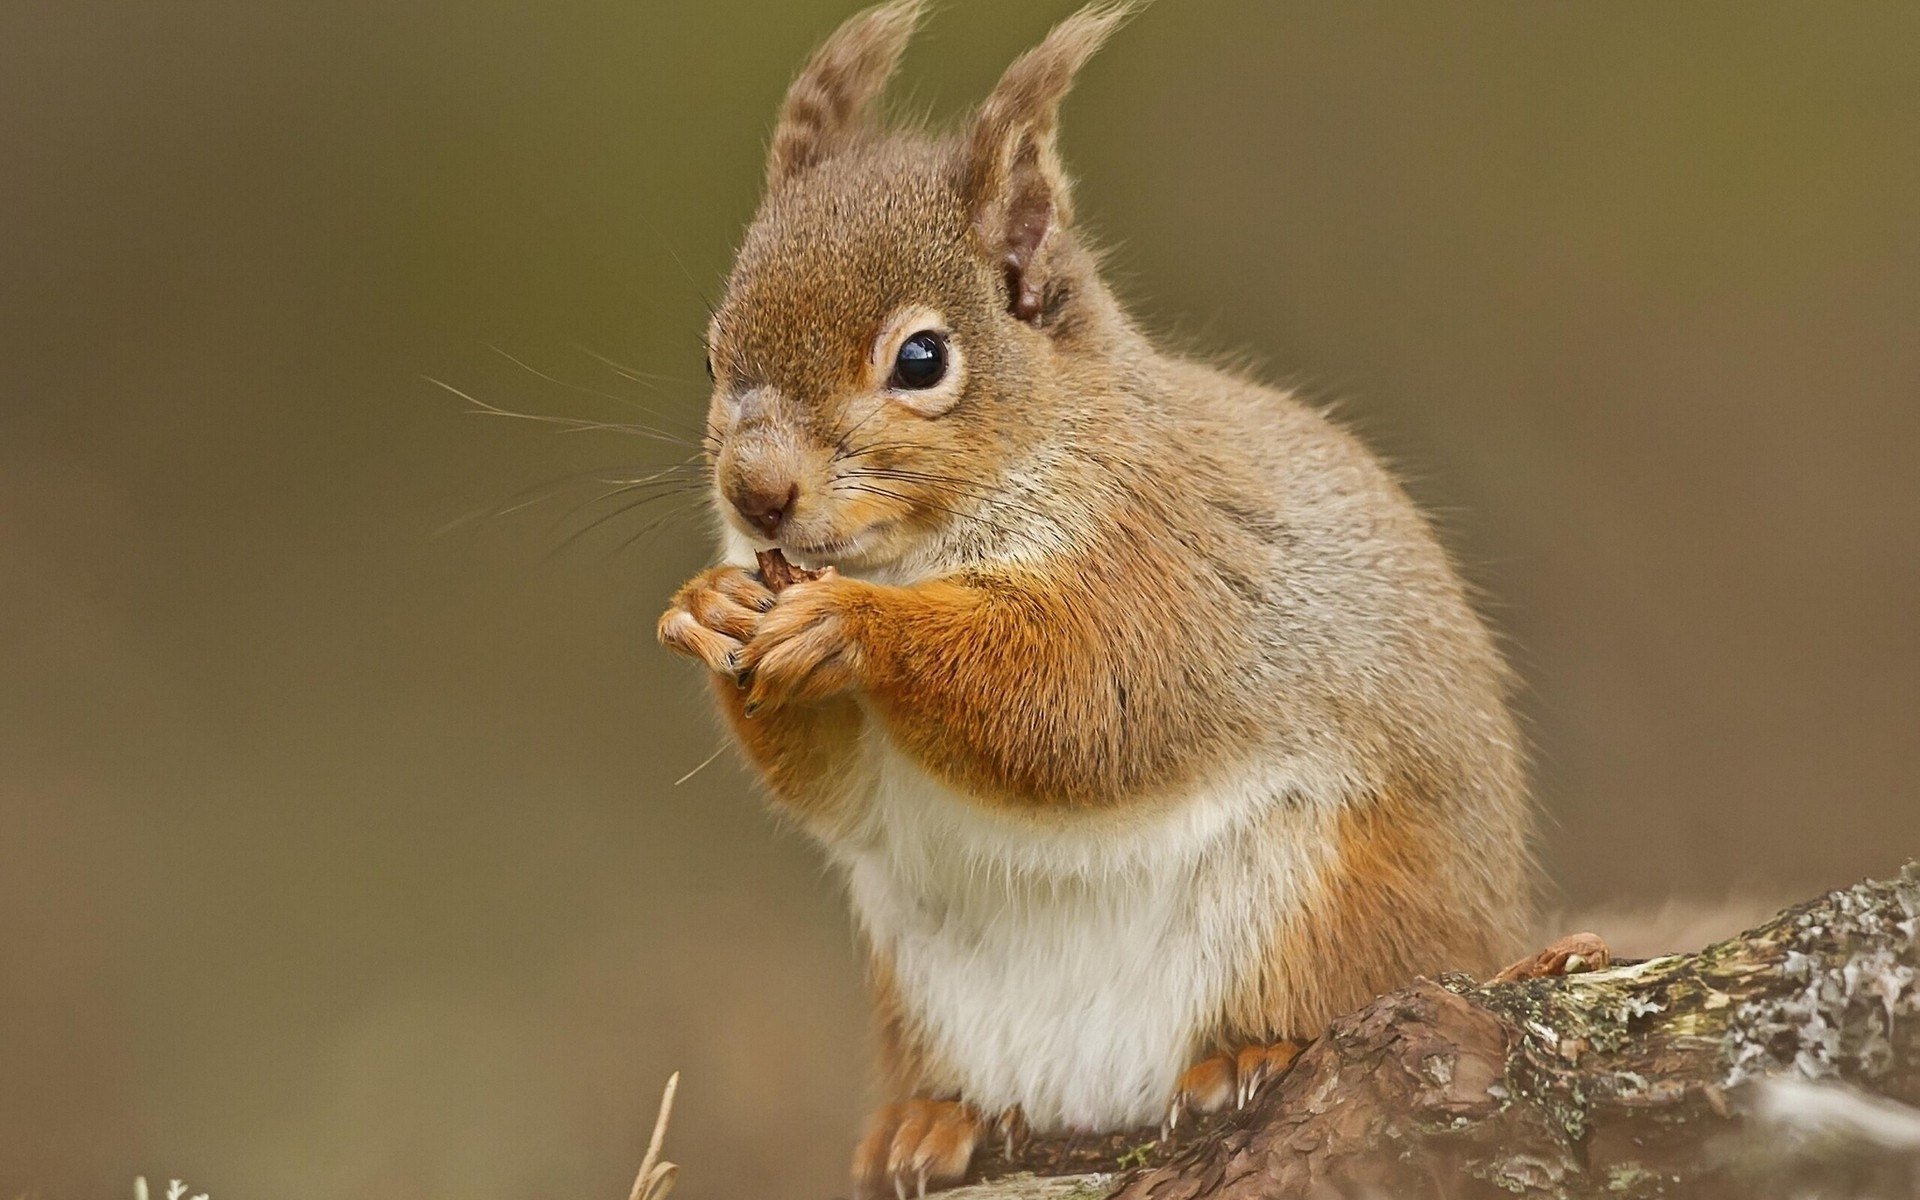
left=890, top=331, right=947, bottom=390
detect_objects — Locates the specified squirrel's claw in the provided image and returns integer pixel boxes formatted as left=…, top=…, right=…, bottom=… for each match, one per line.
left=659, top=566, right=776, bottom=680
left=1163, top=1041, right=1303, bottom=1140
left=853, top=1099, right=979, bottom=1200
left=735, top=578, right=863, bottom=711
left=994, top=1106, right=1026, bottom=1160
left=657, top=608, right=742, bottom=677
left=1166, top=1053, right=1234, bottom=1137
left=1233, top=1042, right=1300, bottom=1108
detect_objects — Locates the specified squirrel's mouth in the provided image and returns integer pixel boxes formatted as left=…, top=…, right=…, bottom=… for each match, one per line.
left=783, top=520, right=895, bottom=570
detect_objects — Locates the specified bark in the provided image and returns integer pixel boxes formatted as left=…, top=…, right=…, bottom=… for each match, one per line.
left=960, top=863, right=1919, bottom=1200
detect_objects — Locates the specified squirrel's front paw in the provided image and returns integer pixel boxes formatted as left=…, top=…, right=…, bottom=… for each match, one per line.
left=1164, top=1041, right=1303, bottom=1136
left=852, top=1099, right=980, bottom=1200
left=735, top=574, right=864, bottom=713
left=657, top=566, right=776, bottom=679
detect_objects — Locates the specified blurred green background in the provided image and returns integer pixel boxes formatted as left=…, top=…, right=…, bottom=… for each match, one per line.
left=3, top=2, right=1917, bottom=1197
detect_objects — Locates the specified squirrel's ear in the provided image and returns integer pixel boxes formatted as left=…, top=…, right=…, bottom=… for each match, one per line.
left=767, top=0, right=928, bottom=190
left=961, top=2, right=1133, bottom=324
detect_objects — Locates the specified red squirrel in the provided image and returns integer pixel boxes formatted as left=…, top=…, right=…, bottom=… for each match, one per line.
left=659, top=3, right=1540, bottom=1195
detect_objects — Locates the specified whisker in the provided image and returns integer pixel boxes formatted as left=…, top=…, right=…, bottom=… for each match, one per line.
left=569, top=477, right=705, bottom=518
left=602, top=499, right=703, bottom=560
left=835, top=468, right=1055, bottom=524
left=673, top=741, right=730, bottom=787
left=830, top=438, right=926, bottom=464
left=434, top=458, right=707, bottom=537
left=833, top=482, right=1024, bottom=541
left=487, top=347, right=704, bottom=435
left=424, top=376, right=697, bottom=448
left=605, top=460, right=709, bottom=487
left=546, top=489, right=702, bottom=560
left=633, top=207, right=718, bottom=317
left=551, top=474, right=708, bottom=528
left=573, top=344, right=708, bottom=392
left=827, top=397, right=893, bottom=453
left=839, top=466, right=1010, bottom=491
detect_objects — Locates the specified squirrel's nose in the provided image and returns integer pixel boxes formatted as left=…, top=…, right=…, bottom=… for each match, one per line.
left=732, top=482, right=798, bottom=537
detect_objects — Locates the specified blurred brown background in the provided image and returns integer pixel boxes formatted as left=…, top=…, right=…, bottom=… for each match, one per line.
left=3, top=2, right=1916, bottom=1197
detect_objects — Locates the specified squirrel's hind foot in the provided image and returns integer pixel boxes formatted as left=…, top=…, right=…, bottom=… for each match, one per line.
left=1491, top=931, right=1611, bottom=983
left=1163, top=1040, right=1304, bottom=1138
left=852, top=1098, right=982, bottom=1200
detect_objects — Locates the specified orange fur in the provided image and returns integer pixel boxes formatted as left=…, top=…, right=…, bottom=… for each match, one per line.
left=1223, top=784, right=1529, bottom=1049
left=740, top=533, right=1252, bottom=809
left=852, top=1099, right=979, bottom=1200
left=864, top=950, right=950, bottom=1102
left=713, top=677, right=865, bottom=825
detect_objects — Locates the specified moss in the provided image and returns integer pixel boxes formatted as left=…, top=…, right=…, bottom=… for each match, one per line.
left=1604, top=1162, right=1658, bottom=1194
left=946, top=1174, right=1115, bottom=1200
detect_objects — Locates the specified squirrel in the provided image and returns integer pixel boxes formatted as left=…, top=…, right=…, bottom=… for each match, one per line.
left=658, top=3, right=1550, bottom=1196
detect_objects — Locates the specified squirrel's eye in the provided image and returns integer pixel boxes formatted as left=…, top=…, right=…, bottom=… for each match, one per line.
left=890, top=331, right=947, bottom=390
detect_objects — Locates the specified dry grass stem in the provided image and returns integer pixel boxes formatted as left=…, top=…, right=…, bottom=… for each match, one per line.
left=626, top=1072, right=680, bottom=1200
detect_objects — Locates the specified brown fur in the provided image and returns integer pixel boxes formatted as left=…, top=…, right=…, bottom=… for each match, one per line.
left=765, top=0, right=929, bottom=190
left=658, top=2, right=1536, bottom=1190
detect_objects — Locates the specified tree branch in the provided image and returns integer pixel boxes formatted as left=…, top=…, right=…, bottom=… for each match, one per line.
left=958, top=863, right=1919, bottom=1199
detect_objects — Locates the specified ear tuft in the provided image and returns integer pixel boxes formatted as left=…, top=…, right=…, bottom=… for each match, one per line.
left=962, top=2, right=1139, bottom=323
left=767, top=0, right=931, bottom=190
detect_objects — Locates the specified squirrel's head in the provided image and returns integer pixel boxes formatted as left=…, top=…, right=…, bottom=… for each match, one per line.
left=704, top=0, right=1133, bottom=573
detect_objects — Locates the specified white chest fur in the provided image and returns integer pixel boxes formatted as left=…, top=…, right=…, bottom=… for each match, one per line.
left=831, top=735, right=1335, bottom=1132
